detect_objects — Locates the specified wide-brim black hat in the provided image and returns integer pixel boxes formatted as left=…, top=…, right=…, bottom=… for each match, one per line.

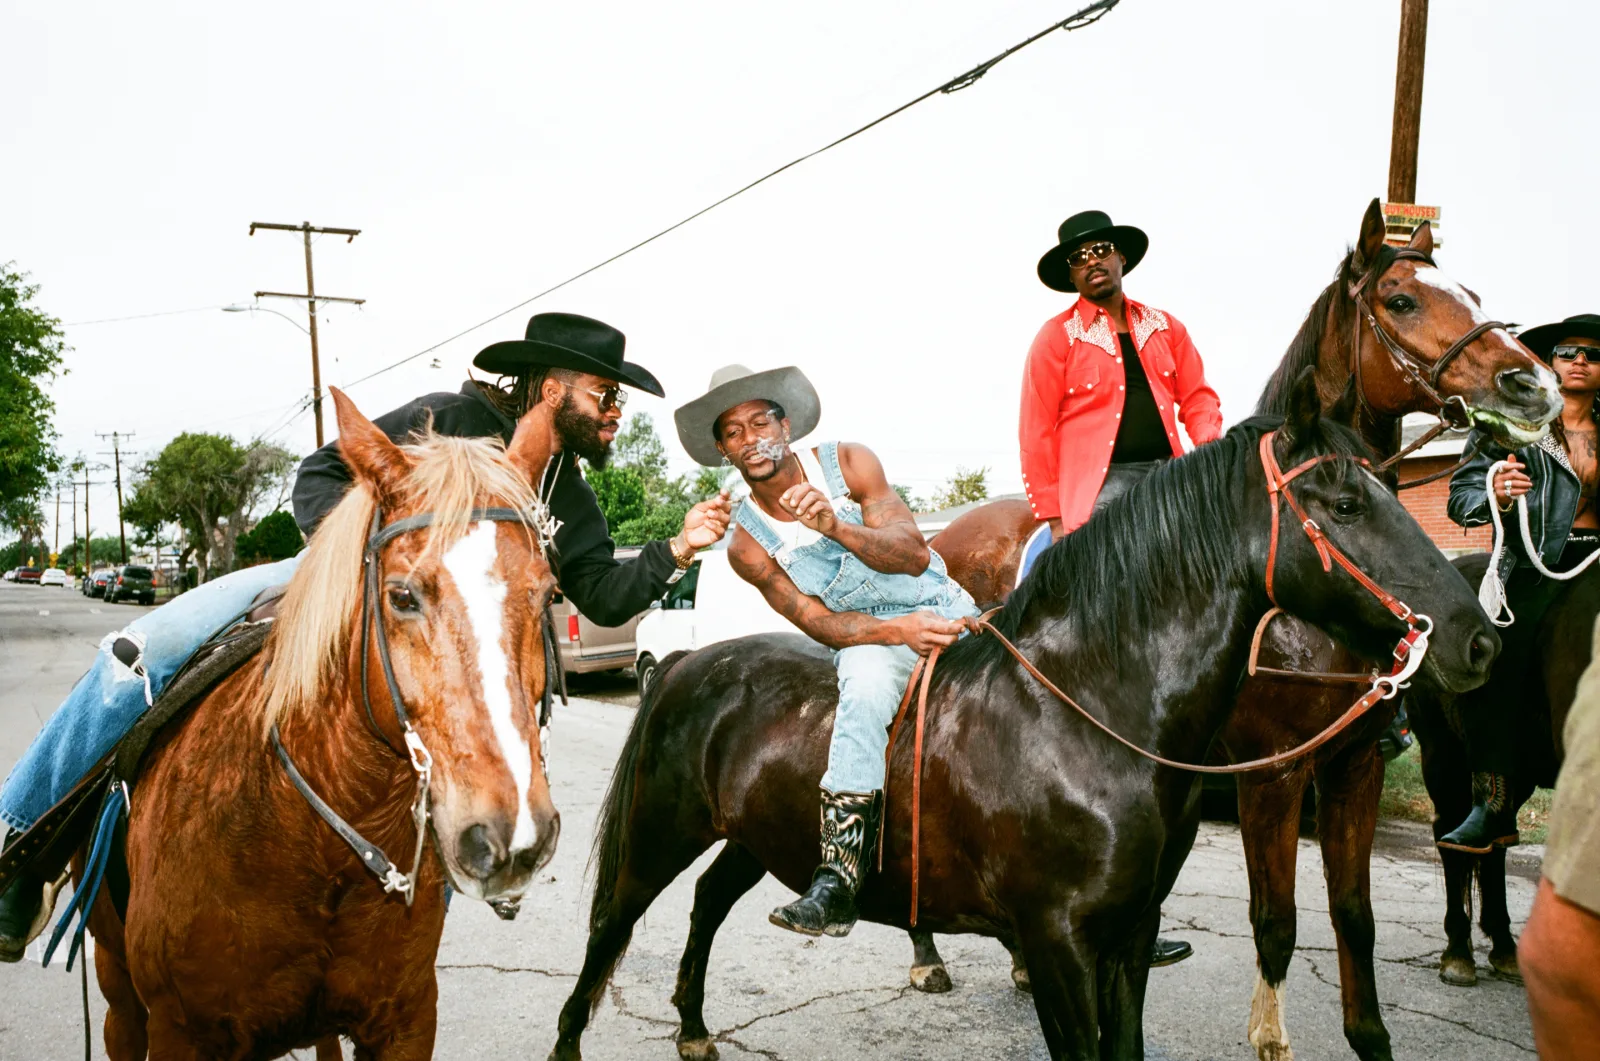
left=1037, top=210, right=1148, bottom=293
left=473, top=312, right=664, bottom=397
left=674, top=364, right=821, bottom=468
left=1516, top=313, right=1600, bottom=362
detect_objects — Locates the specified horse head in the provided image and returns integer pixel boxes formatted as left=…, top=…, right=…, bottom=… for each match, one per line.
left=329, top=387, right=561, bottom=904
left=1340, top=198, right=1558, bottom=445
left=1256, top=369, right=1498, bottom=695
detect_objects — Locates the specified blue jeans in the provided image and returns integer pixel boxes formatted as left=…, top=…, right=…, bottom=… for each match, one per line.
left=820, top=641, right=921, bottom=794
left=0, top=556, right=302, bottom=832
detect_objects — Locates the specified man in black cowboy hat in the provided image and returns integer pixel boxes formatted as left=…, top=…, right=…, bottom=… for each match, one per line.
left=294, top=312, right=732, bottom=625
left=1440, top=313, right=1600, bottom=853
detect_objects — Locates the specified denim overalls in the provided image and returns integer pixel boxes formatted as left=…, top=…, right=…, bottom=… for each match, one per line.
left=736, top=443, right=978, bottom=793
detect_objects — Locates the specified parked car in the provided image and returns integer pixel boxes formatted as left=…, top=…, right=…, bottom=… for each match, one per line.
left=2, top=568, right=17, bottom=582
left=40, top=568, right=68, bottom=587
left=104, top=564, right=156, bottom=605
left=634, top=541, right=806, bottom=701
left=83, top=569, right=114, bottom=597
left=15, top=567, right=41, bottom=585
left=552, top=547, right=645, bottom=678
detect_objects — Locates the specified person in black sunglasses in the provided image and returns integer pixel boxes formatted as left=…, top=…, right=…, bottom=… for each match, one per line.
left=1440, top=313, right=1600, bottom=853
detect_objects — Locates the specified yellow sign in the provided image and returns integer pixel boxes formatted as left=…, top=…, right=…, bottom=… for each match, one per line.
left=1382, top=202, right=1442, bottom=248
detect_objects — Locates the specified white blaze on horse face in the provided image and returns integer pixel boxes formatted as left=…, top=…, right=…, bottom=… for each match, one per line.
left=443, top=521, right=537, bottom=852
left=1411, top=266, right=1491, bottom=328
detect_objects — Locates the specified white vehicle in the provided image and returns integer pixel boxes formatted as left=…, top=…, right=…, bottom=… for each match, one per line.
left=634, top=543, right=807, bottom=700
left=39, top=568, right=68, bottom=587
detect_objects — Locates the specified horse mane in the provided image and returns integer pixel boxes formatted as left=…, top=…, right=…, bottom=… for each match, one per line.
left=1255, top=243, right=1402, bottom=417
left=939, top=414, right=1370, bottom=679
left=259, top=429, right=544, bottom=734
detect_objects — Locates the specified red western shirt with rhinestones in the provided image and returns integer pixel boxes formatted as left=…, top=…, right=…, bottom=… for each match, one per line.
left=1019, top=297, right=1223, bottom=531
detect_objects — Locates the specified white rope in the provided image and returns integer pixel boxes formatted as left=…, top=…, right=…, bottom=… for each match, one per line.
left=1479, top=459, right=1600, bottom=626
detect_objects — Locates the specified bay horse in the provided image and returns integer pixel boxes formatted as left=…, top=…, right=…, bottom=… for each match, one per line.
left=548, top=381, right=1497, bottom=1061
left=1406, top=554, right=1600, bottom=986
left=83, top=387, right=562, bottom=1060
left=923, top=199, right=1560, bottom=1060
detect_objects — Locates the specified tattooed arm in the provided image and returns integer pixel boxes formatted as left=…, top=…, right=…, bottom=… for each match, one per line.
left=776, top=443, right=931, bottom=576
left=728, top=528, right=962, bottom=652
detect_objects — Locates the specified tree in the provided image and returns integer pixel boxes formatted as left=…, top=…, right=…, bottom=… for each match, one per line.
left=586, top=465, right=648, bottom=529
left=613, top=413, right=668, bottom=487
left=0, top=264, right=65, bottom=528
left=932, top=466, right=990, bottom=511
left=236, top=509, right=304, bottom=565
left=57, top=535, right=124, bottom=574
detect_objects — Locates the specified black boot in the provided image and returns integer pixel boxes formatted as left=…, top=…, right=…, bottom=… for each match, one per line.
left=770, top=788, right=882, bottom=938
left=1149, top=937, right=1193, bottom=967
left=1438, top=772, right=1520, bottom=854
left=0, top=829, right=45, bottom=963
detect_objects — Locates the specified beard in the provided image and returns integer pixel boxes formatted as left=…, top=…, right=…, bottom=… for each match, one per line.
left=554, top=392, right=613, bottom=468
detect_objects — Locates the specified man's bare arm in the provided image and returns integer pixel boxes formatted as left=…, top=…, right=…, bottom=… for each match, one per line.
left=729, top=531, right=895, bottom=649
left=780, top=443, right=928, bottom=576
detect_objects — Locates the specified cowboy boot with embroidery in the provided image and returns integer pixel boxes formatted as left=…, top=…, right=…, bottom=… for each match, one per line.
left=769, top=788, right=882, bottom=938
left=1438, top=772, right=1520, bottom=854
left=0, top=829, right=44, bottom=963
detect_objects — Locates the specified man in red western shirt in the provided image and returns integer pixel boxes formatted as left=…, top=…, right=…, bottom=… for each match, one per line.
left=1021, top=211, right=1223, bottom=538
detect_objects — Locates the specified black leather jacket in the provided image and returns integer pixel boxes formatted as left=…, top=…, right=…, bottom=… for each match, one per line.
left=292, top=381, right=679, bottom=626
left=1449, top=429, right=1583, bottom=575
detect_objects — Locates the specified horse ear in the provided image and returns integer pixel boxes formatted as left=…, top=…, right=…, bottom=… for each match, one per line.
left=331, top=387, right=412, bottom=502
left=1353, top=198, right=1386, bottom=273
left=1282, top=367, right=1323, bottom=447
left=1407, top=219, right=1434, bottom=257
left=506, top=404, right=554, bottom=487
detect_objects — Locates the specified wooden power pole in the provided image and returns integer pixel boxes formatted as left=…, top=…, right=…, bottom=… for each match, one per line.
left=97, top=431, right=134, bottom=563
left=1387, top=0, right=1429, bottom=204
left=249, top=221, right=364, bottom=447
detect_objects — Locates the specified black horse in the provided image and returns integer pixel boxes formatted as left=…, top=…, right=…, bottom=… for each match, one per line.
left=1407, top=553, right=1600, bottom=986
left=549, top=379, right=1497, bottom=1060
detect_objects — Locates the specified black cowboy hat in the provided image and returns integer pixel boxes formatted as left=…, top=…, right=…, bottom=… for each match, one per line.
left=473, top=312, right=665, bottom=397
left=1037, top=210, right=1149, bottom=293
left=1516, top=313, right=1600, bottom=362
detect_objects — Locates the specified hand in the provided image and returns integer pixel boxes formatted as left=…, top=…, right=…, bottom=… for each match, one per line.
left=1492, top=456, right=1532, bottom=508
left=681, top=492, right=733, bottom=549
left=779, top=483, right=838, bottom=535
left=891, top=611, right=966, bottom=654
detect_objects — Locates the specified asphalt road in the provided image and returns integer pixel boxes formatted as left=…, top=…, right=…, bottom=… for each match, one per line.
left=0, top=582, right=1539, bottom=1059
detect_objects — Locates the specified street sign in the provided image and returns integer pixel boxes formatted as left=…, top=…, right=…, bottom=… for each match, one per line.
left=1382, top=202, right=1441, bottom=248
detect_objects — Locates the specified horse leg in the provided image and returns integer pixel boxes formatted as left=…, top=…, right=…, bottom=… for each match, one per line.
left=316, top=1036, right=345, bottom=1060
left=1017, top=915, right=1099, bottom=1060
left=908, top=929, right=953, bottom=994
left=1476, top=846, right=1521, bottom=981
left=1238, top=768, right=1310, bottom=1061
left=1314, top=745, right=1393, bottom=1061
left=87, top=887, right=146, bottom=1061
left=1414, top=700, right=1480, bottom=986
left=1004, top=935, right=1032, bottom=993
left=1095, top=908, right=1158, bottom=1061
left=672, top=843, right=768, bottom=1061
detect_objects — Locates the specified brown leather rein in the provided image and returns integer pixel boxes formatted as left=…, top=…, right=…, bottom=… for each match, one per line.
left=882, top=429, right=1431, bottom=924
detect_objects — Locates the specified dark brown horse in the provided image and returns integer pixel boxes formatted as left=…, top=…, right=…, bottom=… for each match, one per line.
left=549, top=386, right=1498, bottom=1061
left=1406, top=554, right=1600, bottom=986
left=84, top=389, right=561, bottom=1060
left=924, top=200, right=1560, bottom=1060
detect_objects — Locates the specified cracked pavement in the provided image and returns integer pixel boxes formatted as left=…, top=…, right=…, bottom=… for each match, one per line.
left=0, top=603, right=1538, bottom=1058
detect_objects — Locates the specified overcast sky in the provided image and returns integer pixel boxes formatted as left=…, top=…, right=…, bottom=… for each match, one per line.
left=6, top=0, right=1598, bottom=546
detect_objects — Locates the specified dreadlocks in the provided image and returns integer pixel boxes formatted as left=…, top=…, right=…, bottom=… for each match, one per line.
left=472, top=366, right=582, bottom=421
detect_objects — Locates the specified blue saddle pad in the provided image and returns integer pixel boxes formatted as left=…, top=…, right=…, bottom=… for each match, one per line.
left=1016, top=523, right=1053, bottom=585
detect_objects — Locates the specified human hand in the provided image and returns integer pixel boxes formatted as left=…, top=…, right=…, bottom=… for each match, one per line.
left=779, top=482, right=838, bottom=534
left=1492, top=456, right=1532, bottom=508
left=682, top=492, right=733, bottom=549
left=891, top=611, right=966, bottom=654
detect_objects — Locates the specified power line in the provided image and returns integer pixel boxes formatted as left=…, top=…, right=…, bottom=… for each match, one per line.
left=65, top=305, right=224, bottom=327
left=342, top=0, right=1123, bottom=390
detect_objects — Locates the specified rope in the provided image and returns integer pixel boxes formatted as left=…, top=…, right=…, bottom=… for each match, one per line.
left=1478, top=459, right=1600, bottom=626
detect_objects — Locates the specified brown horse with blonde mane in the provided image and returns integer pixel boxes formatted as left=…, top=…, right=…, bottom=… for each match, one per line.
left=923, top=200, right=1560, bottom=1060
left=84, top=388, right=561, bottom=1060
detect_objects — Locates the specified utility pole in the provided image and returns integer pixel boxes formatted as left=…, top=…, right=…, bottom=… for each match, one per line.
left=81, top=462, right=107, bottom=573
left=97, top=431, right=135, bottom=563
left=248, top=221, right=364, bottom=447
left=1387, top=0, right=1429, bottom=205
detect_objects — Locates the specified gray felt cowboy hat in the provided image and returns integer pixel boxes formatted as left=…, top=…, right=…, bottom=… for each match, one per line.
left=674, top=364, right=821, bottom=467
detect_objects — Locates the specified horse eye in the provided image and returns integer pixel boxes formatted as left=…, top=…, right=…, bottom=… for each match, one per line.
left=387, top=586, right=419, bottom=613
left=1385, top=295, right=1415, bottom=313
left=1333, top=497, right=1362, bottom=518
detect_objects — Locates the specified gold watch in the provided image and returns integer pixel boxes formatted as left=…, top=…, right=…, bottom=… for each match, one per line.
left=669, top=535, right=695, bottom=569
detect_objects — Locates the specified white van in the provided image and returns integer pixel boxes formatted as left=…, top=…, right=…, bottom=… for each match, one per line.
left=633, top=542, right=807, bottom=699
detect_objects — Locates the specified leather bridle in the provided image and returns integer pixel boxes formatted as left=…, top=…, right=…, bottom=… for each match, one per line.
left=272, top=502, right=556, bottom=907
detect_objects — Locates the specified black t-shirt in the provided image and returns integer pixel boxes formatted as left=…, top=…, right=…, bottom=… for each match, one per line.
left=1111, top=333, right=1173, bottom=464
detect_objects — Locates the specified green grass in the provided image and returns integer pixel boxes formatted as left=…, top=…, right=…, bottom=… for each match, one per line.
left=1380, top=743, right=1554, bottom=844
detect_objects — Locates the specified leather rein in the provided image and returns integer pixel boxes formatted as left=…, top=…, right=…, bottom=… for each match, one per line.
left=272, top=503, right=555, bottom=907
left=884, top=429, right=1430, bottom=924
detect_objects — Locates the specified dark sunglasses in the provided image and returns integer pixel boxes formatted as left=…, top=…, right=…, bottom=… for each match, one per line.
left=566, top=382, right=628, bottom=411
left=1552, top=345, right=1598, bottom=364
left=1067, top=241, right=1117, bottom=269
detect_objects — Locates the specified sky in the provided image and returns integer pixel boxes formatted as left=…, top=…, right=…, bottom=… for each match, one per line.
left=5, top=0, right=1599, bottom=546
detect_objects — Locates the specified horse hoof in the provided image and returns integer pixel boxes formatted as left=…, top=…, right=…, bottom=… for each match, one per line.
left=676, top=1036, right=719, bottom=1061
left=1011, top=965, right=1032, bottom=994
left=547, top=1041, right=582, bottom=1061
left=1489, top=951, right=1522, bottom=983
left=909, top=963, right=953, bottom=993
left=1438, top=954, right=1478, bottom=987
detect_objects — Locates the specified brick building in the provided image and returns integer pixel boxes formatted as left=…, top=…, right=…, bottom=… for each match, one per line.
left=1395, top=418, right=1491, bottom=557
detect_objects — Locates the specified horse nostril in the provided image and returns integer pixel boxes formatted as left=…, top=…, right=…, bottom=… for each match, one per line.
left=458, top=822, right=509, bottom=880
left=1495, top=368, right=1542, bottom=400
left=1468, top=631, right=1498, bottom=673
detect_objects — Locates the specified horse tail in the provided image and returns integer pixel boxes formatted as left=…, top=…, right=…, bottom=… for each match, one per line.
left=588, top=649, right=690, bottom=932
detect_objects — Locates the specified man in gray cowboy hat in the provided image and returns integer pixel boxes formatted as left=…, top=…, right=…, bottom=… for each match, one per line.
left=675, top=365, right=979, bottom=938
left=0, top=312, right=731, bottom=959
